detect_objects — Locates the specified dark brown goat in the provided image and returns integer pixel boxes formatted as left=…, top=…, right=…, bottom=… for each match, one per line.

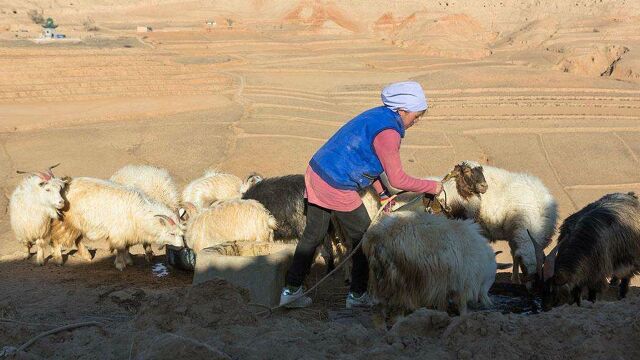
left=542, top=192, right=640, bottom=310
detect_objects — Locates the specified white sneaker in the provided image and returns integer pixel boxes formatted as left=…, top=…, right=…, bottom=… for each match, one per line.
left=279, top=286, right=313, bottom=308
left=345, top=292, right=375, bottom=309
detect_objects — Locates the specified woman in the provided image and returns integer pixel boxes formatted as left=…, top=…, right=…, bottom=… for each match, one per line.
left=280, top=81, right=443, bottom=309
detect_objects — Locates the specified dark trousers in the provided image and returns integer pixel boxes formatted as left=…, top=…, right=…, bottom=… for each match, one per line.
left=285, top=202, right=371, bottom=294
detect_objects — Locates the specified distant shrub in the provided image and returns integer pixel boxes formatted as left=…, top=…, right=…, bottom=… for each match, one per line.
left=27, top=9, right=44, bottom=24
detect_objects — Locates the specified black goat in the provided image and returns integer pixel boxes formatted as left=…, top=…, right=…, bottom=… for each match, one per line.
left=242, top=175, right=307, bottom=240
left=241, top=174, right=345, bottom=273
left=542, top=192, right=640, bottom=310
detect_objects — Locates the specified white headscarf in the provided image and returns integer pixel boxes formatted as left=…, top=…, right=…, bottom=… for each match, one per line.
left=381, top=81, right=428, bottom=112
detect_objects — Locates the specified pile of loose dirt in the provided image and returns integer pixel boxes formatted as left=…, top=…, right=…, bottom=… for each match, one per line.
left=2, top=253, right=639, bottom=359
left=135, top=278, right=256, bottom=332
left=181, top=296, right=640, bottom=359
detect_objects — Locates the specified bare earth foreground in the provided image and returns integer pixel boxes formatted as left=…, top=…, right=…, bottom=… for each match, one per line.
left=1, top=1, right=640, bottom=358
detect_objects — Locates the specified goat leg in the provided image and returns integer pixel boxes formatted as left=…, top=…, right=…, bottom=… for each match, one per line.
left=619, top=277, right=630, bottom=299
left=114, top=249, right=127, bottom=271
left=51, top=241, right=64, bottom=266
left=321, top=237, right=335, bottom=274
left=143, top=243, right=154, bottom=263
left=511, top=256, right=520, bottom=283
left=35, top=238, right=46, bottom=266
left=22, top=243, right=32, bottom=260
left=572, top=286, right=582, bottom=306
left=124, top=246, right=134, bottom=266
left=76, top=238, right=92, bottom=261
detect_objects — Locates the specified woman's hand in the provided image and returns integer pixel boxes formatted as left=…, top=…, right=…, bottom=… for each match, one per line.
left=434, top=182, right=443, bottom=195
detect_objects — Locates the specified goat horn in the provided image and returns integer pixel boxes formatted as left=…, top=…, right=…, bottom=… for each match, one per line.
left=442, top=171, right=457, bottom=183
left=16, top=169, right=40, bottom=176
left=16, top=169, right=51, bottom=181
left=494, top=251, right=503, bottom=256
left=526, top=229, right=545, bottom=279
left=154, top=214, right=176, bottom=226
left=543, top=244, right=559, bottom=281
left=46, top=163, right=60, bottom=178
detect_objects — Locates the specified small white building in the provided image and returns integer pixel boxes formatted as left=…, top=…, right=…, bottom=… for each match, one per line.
left=41, top=18, right=59, bottom=38
left=42, top=27, right=56, bottom=38
left=137, top=26, right=152, bottom=33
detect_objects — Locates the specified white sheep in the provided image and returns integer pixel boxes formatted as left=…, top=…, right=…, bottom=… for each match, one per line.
left=9, top=165, right=67, bottom=265
left=181, top=169, right=263, bottom=213
left=185, top=199, right=277, bottom=253
left=52, top=177, right=185, bottom=270
left=433, top=161, right=558, bottom=286
left=110, top=164, right=180, bottom=261
left=363, top=211, right=496, bottom=320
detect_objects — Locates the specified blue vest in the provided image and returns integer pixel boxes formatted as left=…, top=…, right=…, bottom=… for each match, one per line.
left=310, top=106, right=405, bottom=191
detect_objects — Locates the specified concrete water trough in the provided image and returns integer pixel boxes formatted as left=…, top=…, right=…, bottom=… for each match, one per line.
left=193, top=241, right=296, bottom=306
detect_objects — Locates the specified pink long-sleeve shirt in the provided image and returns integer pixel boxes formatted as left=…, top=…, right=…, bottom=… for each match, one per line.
left=306, top=129, right=439, bottom=211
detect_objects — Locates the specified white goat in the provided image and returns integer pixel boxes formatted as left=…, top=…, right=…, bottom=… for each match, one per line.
left=9, top=165, right=66, bottom=265
left=433, top=161, right=558, bottom=285
left=185, top=199, right=277, bottom=253
left=110, top=164, right=179, bottom=212
left=53, top=177, right=185, bottom=270
left=181, top=169, right=262, bottom=212
left=110, top=164, right=180, bottom=261
left=363, top=211, right=496, bottom=320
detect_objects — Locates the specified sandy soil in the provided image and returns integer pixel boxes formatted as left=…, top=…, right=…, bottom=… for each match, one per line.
left=1, top=1, right=639, bottom=358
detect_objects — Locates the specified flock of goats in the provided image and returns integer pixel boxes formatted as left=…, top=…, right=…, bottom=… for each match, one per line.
left=8, top=161, right=640, bottom=318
